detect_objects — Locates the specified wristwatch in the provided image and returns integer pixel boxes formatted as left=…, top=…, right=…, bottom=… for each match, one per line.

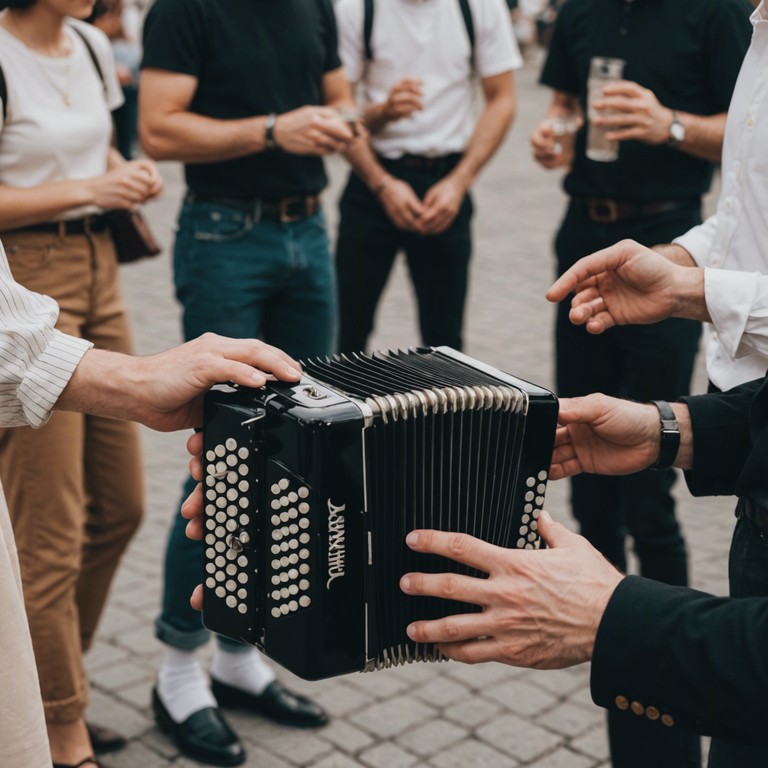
left=650, top=400, right=680, bottom=470
left=265, top=113, right=278, bottom=150
left=668, top=111, right=686, bottom=146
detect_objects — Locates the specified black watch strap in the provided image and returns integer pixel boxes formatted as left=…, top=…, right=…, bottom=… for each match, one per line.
left=650, top=400, right=680, bottom=470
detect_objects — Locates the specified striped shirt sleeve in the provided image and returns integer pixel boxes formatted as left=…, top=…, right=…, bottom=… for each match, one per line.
left=0, top=241, right=92, bottom=428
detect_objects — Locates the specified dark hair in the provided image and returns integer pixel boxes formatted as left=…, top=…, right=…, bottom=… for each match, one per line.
left=0, top=0, right=37, bottom=7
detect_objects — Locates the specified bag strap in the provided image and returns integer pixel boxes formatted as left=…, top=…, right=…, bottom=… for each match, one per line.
left=363, top=0, right=475, bottom=67
left=0, top=23, right=106, bottom=123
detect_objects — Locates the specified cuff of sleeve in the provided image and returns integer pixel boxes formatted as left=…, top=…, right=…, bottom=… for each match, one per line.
left=17, top=331, right=93, bottom=427
left=672, top=227, right=710, bottom=266
left=705, top=269, right=759, bottom=360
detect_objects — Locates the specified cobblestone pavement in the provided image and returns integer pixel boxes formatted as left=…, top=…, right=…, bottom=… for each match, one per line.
left=91, top=57, right=729, bottom=767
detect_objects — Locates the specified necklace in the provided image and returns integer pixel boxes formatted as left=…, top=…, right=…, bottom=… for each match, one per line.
left=6, top=14, right=74, bottom=107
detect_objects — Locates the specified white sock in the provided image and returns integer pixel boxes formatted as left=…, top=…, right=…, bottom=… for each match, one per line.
left=211, top=646, right=277, bottom=696
left=157, top=647, right=217, bottom=723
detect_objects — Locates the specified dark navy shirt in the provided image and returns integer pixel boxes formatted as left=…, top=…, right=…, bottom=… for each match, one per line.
left=142, top=0, right=341, bottom=199
left=540, top=0, right=753, bottom=202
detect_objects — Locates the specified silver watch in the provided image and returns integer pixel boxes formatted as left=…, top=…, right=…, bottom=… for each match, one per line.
left=668, top=111, right=686, bottom=145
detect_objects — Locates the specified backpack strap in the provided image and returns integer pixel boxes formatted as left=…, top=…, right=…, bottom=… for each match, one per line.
left=363, top=0, right=374, bottom=61
left=363, top=0, right=475, bottom=68
left=0, top=25, right=107, bottom=124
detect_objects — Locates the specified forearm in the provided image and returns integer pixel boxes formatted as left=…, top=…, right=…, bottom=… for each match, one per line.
left=344, top=138, right=389, bottom=191
left=652, top=242, right=697, bottom=267
left=0, top=182, right=95, bottom=230
left=140, top=111, right=267, bottom=164
left=363, top=101, right=391, bottom=134
left=450, top=93, right=515, bottom=190
left=107, top=147, right=127, bottom=169
left=669, top=403, right=694, bottom=470
left=669, top=266, right=711, bottom=324
left=670, top=111, right=726, bottom=163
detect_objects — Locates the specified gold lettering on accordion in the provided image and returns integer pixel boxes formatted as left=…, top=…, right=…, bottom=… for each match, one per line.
left=326, top=499, right=346, bottom=589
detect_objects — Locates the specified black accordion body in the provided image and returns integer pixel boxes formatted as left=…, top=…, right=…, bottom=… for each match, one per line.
left=201, top=347, right=558, bottom=680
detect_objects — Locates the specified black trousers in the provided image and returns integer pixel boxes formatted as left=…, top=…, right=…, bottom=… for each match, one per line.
left=555, top=201, right=703, bottom=768
left=335, top=158, right=473, bottom=354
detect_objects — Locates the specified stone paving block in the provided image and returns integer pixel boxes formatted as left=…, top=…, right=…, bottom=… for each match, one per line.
left=537, top=701, right=602, bottom=738
left=397, top=718, right=468, bottom=757
left=346, top=668, right=416, bottom=699
left=524, top=666, right=591, bottom=697
left=528, top=746, right=596, bottom=768
left=313, top=681, right=377, bottom=718
left=103, top=741, right=168, bottom=768
left=86, top=688, right=152, bottom=739
left=445, top=661, right=524, bottom=690
left=248, top=728, right=333, bottom=766
left=113, top=622, right=162, bottom=656
left=485, top=679, right=558, bottom=717
left=569, top=723, right=611, bottom=763
left=89, top=660, right=154, bottom=699
left=411, top=675, right=470, bottom=709
left=351, top=696, right=436, bottom=739
left=477, top=713, right=562, bottom=764
left=314, top=753, right=368, bottom=768
left=443, top=696, right=502, bottom=729
left=429, top=738, right=518, bottom=768
left=360, top=742, right=419, bottom=768
left=84, top=641, right=130, bottom=672
left=113, top=679, right=154, bottom=710
left=319, top=719, right=376, bottom=753
left=240, top=746, right=295, bottom=768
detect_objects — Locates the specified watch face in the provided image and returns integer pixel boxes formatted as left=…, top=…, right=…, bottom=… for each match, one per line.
left=670, top=121, right=685, bottom=142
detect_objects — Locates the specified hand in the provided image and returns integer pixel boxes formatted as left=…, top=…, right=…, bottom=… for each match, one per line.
left=530, top=117, right=579, bottom=170
left=551, top=394, right=661, bottom=480
left=383, top=78, right=423, bottom=122
left=419, top=175, right=466, bottom=235
left=377, top=177, right=426, bottom=231
left=545, top=239, right=702, bottom=334
left=183, top=430, right=206, bottom=611
left=88, top=161, right=159, bottom=209
left=400, top=512, right=623, bottom=669
left=592, top=81, right=674, bottom=146
left=274, top=106, right=356, bottom=156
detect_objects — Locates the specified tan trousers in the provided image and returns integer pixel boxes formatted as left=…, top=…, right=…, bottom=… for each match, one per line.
left=0, top=229, right=145, bottom=723
left=0, top=487, right=51, bottom=768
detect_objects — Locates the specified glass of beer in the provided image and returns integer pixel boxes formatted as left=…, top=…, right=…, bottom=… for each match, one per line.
left=586, top=57, right=625, bottom=162
left=549, top=115, right=580, bottom=156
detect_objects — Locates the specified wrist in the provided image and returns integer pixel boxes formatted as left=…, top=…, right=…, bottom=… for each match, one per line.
left=264, top=112, right=278, bottom=150
left=670, top=266, right=709, bottom=322
left=371, top=174, right=393, bottom=198
left=649, top=400, right=680, bottom=470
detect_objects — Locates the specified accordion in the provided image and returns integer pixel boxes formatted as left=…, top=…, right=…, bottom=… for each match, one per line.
left=201, top=347, right=558, bottom=680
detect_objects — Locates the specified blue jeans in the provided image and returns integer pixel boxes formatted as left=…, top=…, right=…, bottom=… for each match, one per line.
left=156, top=198, right=335, bottom=651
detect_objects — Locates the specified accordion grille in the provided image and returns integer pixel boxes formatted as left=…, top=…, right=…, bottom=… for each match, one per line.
left=303, top=349, right=533, bottom=670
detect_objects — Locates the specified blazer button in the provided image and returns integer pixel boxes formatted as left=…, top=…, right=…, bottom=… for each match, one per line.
left=646, top=706, right=660, bottom=721
left=661, top=714, right=675, bottom=727
left=615, top=696, right=629, bottom=710
left=631, top=701, right=645, bottom=716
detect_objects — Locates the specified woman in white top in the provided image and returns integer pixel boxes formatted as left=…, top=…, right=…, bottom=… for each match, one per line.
left=0, top=1, right=162, bottom=766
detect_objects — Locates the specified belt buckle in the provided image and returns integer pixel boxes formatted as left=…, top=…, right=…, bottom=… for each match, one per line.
left=278, top=197, right=305, bottom=224
left=588, top=199, right=619, bottom=224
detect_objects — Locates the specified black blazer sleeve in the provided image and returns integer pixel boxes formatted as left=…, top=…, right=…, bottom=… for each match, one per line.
left=591, top=576, right=768, bottom=742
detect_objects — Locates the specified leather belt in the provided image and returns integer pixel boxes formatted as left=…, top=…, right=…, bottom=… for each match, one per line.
left=7, top=215, right=109, bottom=236
left=742, top=497, right=768, bottom=535
left=380, top=152, right=463, bottom=173
left=186, top=193, right=320, bottom=223
left=575, top=198, right=698, bottom=224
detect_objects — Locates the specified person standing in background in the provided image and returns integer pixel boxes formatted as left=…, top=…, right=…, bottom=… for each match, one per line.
left=0, top=0, right=162, bottom=764
left=334, top=0, right=520, bottom=354
left=528, top=0, right=752, bottom=765
left=139, top=0, right=357, bottom=763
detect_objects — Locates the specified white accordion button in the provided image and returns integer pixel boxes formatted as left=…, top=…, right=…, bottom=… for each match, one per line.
left=299, top=564, right=310, bottom=575
left=226, top=454, right=237, bottom=467
left=288, top=600, right=299, bottom=612
left=238, top=464, right=248, bottom=476
left=237, top=573, right=248, bottom=584
left=215, top=444, right=226, bottom=458
left=288, top=491, right=298, bottom=503
left=270, top=484, right=280, bottom=495
left=238, top=604, right=247, bottom=614
left=270, top=544, right=281, bottom=555
left=517, top=538, right=526, bottom=548
left=281, top=587, right=290, bottom=599
left=206, top=450, right=216, bottom=462
left=227, top=471, right=238, bottom=484
left=215, top=586, right=226, bottom=598
left=271, top=607, right=281, bottom=618
left=299, top=579, right=309, bottom=591
left=271, top=559, right=281, bottom=570
left=289, top=553, right=299, bottom=565
left=238, top=589, right=247, bottom=600
left=278, top=478, right=290, bottom=491
left=288, top=568, right=298, bottom=580
left=206, top=577, right=215, bottom=589
left=280, top=511, right=290, bottom=524
left=299, top=548, right=309, bottom=559
left=299, top=502, right=310, bottom=514
left=226, top=596, right=237, bottom=608
left=299, top=518, right=310, bottom=530
left=226, top=564, right=237, bottom=576
left=271, top=515, right=281, bottom=526
left=238, top=497, right=249, bottom=509
left=238, top=447, right=249, bottom=460
left=299, top=596, right=311, bottom=608
left=271, top=575, right=280, bottom=586
left=280, top=603, right=290, bottom=615
left=289, top=584, right=298, bottom=596
left=225, top=438, right=237, bottom=451
left=298, top=487, right=309, bottom=499
left=238, top=480, right=249, bottom=492
left=299, top=533, right=310, bottom=544
left=526, top=476, right=535, bottom=487
left=525, top=491, right=534, bottom=502
left=538, top=470, right=548, bottom=481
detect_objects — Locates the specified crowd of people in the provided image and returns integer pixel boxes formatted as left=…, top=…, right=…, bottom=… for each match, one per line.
left=0, top=0, right=766, bottom=767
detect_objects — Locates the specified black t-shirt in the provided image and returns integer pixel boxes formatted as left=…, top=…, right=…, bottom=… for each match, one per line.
left=540, top=0, right=752, bottom=203
left=141, top=0, right=341, bottom=199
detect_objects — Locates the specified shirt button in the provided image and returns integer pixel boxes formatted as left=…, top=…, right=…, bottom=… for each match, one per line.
left=631, top=701, right=645, bottom=716
left=747, top=117, right=755, bottom=128
left=646, top=706, right=660, bottom=721
left=615, top=696, right=629, bottom=710
left=661, top=714, right=675, bottom=727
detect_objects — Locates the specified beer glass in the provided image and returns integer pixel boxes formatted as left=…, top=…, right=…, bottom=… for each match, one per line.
left=586, top=57, right=625, bottom=162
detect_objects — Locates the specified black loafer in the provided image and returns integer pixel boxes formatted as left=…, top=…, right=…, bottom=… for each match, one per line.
left=211, top=678, right=328, bottom=729
left=86, top=722, right=127, bottom=755
left=152, top=687, right=245, bottom=767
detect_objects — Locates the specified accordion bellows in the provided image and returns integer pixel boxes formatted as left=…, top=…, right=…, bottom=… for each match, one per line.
left=202, top=347, right=558, bottom=680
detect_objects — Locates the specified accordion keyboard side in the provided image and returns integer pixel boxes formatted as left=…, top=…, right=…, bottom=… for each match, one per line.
left=202, top=383, right=369, bottom=681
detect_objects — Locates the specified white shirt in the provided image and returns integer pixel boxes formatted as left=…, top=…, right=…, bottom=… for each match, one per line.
left=0, top=241, right=91, bottom=427
left=336, top=0, right=522, bottom=158
left=674, top=3, right=768, bottom=390
left=0, top=20, right=123, bottom=219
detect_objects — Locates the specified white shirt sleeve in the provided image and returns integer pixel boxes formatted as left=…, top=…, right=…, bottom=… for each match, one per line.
left=473, top=0, right=523, bottom=78
left=0, top=242, right=92, bottom=428
left=335, top=0, right=365, bottom=85
left=672, top=213, right=719, bottom=267
left=705, top=267, right=768, bottom=361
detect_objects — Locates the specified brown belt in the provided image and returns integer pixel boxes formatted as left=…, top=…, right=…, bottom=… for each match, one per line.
left=742, top=497, right=768, bottom=535
left=575, top=198, right=698, bottom=224
left=6, top=215, right=109, bottom=236
left=186, top=193, right=320, bottom=223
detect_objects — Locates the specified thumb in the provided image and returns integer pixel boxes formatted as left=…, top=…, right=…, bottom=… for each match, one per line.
left=538, top=509, right=579, bottom=549
left=557, top=395, right=604, bottom=426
